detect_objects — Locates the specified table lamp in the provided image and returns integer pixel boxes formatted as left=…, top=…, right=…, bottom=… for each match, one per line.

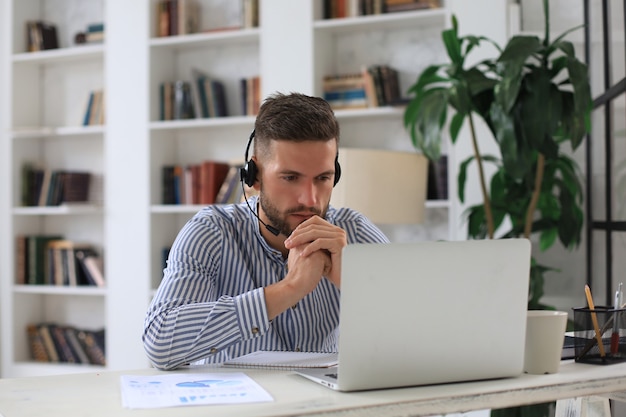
left=330, top=148, right=428, bottom=224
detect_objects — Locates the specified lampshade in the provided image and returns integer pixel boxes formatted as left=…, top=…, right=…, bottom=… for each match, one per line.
left=330, top=148, right=428, bottom=224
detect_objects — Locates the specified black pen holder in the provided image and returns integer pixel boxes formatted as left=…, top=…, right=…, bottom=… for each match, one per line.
left=572, top=306, right=626, bottom=364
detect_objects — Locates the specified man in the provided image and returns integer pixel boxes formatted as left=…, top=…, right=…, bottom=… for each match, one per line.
left=143, top=92, right=389, bottom=370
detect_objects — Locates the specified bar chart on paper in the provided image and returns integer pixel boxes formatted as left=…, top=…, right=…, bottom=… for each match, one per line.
left=119, top=373, right=273, bottom=409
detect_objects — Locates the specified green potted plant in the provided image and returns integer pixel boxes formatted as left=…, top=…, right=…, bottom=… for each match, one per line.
left=403, top=0, right=591, bottom=311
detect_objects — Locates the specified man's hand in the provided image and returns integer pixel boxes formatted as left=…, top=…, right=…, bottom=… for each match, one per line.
left=264, top=242, right=330, bottom=320
left=284, top=216, right=346, bottom=288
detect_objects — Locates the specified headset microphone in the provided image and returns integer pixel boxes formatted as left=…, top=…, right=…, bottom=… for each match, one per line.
left=240, top=130, right=280, bottom=236
left=241, top=179, right=281, bottom=236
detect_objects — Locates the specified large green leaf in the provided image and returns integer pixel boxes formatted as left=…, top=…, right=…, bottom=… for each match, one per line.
left=489, top=102, right=526, bottom=180
left=442, top=27, right=462, bottom=65
left=495, top=36, right=542, bottom=112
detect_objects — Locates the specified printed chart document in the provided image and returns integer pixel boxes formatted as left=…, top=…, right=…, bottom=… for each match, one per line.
left=223, top=351, right=339, bottom=369
left=120, top=372, right=273, bottom=409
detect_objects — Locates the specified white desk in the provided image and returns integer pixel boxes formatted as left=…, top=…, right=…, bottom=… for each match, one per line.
left=1, top=360, right=625, bottom=417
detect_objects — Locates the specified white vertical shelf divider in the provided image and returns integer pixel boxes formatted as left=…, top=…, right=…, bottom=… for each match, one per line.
left=104, top=0, right=151, bottom=370
left=260, top=0, right=315, bottom=97
left=0, top=0, right=12, bottom=379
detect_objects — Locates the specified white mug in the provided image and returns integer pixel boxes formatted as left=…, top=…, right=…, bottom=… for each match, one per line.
left=524, top=310, right=568, bottom=374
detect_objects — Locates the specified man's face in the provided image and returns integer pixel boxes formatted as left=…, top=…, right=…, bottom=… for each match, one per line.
left=256, top=139, right=338, bottom=236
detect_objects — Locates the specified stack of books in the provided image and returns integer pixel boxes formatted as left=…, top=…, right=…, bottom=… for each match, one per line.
left=15, top=236, right=105, bottom=288
left=27, top=323, right=105, bottom=366
left=25, top=20, right=59, bottom=52
left=156, top=0, right=200, bottom=37
left=323, top=0, right=439, bottom=18
left=21, top=165, right=92, bottom=207
left=323, top=65, right=403, bottom=110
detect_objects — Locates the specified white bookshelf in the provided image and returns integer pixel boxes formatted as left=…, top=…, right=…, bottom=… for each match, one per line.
left=0, top=0, right=512, bottom=378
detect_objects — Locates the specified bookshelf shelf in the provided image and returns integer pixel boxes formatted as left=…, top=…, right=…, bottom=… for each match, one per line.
left=13, top=285, right=106, bottom=296
left=12, top=205, right=103, bottom=216
left=12, top=44, right=104, bottom=65
left=11, top=125, right=105, bottom=139
left=313, top=8, right=447, bottom=33
left=333, top=106, right=405, bottom=120
left=149, top=116, right=254, bottom=131
left=151, top=204, right=208, bottom=214
left=149, top=27, right=260, bottom=50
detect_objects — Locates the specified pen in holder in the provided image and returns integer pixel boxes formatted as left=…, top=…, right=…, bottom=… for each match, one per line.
left=572, top=306, right=626, bottom=364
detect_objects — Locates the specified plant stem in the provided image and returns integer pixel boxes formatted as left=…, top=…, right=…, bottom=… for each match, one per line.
left=524, top=153, right=545, bottom=238
left=468, top=112, right=494, bottom=239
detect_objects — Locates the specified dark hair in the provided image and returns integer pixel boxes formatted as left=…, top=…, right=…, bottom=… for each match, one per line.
left=253, top=92, right=340, bottom=158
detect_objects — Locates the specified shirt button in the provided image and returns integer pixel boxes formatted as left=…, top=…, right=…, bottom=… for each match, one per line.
left=251, top=327, right=259, bottom=334
left=292, top=303, right=298, bottom=310
left=210, top=348, right=218, bottom=354
left=295, top=347, right=301, bottom=352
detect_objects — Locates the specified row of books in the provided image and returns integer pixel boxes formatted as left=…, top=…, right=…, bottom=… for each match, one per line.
left=82, top=89, right=105, bottom=126
left=26, top=20, right=59, bottom=52
left=323, top=0, right=438, bottom=18
left=75, top=22, right=105, bottom=45
left=322, top=65, right=402, bottom=110
left=162, top=161, right=259, bottom=206
left=156, top=0, right=259, bottom=37
left=27, top=323, right=105, bottom=365
left=21, top=165, right=92, bottom=207
left=159, top=74, right=261, bottom=121
left=156, top=0, right=200, bottom=37
left=16, top=235, right=105, bottom=288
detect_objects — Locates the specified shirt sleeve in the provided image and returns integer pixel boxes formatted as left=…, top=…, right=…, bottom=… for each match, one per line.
left=142, top=215, right=271, bottom=370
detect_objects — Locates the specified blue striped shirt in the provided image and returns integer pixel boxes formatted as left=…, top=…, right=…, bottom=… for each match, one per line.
left=143, top=196, right=389, bottom=370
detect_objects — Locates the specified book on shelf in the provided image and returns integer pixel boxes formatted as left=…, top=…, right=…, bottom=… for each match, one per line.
left=241, top=76, right=261, bottom=116
left=156, top=0, right=200, bottom=37
left=37, top=323, right=60, bottom=362
left=26, top=20, right=59, bottom=52
left=75, top=248, right=106, bottom=288
left=26, top=324, right=50, bottom=362
left=242, top=0, right=260, bottom=28
left=27, top=323, right=106, bottom=366
left=82, top=89, right=105, bottom=126
left=173, top=80, right=196, bottom=120
left=200, top=161, right=231, bottom=205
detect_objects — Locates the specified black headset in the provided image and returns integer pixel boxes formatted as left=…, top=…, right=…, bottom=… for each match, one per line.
left=239, top=130, right=341, bottom=187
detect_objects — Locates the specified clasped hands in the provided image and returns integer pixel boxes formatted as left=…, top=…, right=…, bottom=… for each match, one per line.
left=284, top=215, right=346, bottom=289
left=264, top=216, right=346, bottom=320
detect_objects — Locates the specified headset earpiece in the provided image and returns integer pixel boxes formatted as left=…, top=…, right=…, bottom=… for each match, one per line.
left=333, top=156, right=341, bottom=187
left=240, top=130, right=258, bottom=187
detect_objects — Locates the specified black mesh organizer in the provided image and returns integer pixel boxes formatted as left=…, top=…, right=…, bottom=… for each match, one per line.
left=572, top=306, right=626, bottom=364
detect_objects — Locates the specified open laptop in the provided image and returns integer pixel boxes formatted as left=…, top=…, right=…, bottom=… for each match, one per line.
left=296, top=238, right=531, bottom=391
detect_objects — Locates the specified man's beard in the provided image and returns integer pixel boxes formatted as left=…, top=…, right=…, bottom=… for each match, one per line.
left=258, top=190, right=327, bottom=237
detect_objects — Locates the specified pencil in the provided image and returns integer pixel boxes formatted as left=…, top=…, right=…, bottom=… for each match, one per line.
left=585, top=284, right=606, bottom=358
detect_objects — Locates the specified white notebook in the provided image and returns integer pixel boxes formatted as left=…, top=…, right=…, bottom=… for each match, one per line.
left=223, top=351, right=338, bottom=369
